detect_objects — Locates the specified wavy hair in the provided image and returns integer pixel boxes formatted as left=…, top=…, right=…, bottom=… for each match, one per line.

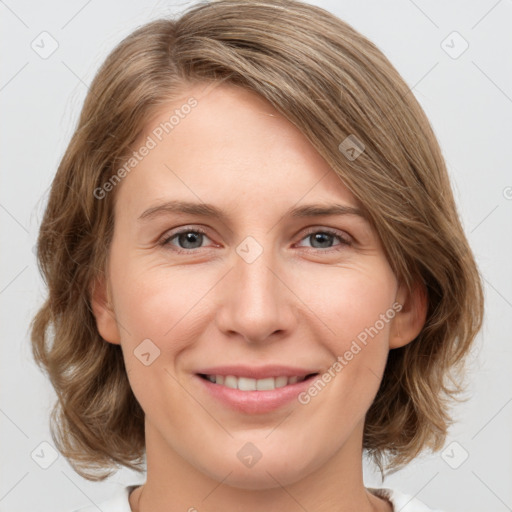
left=30, top=0, right=484, bottom=480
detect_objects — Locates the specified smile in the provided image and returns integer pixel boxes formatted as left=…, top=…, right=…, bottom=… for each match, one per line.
left=198, top=374, right=316, bottom=391
left=195, top=368, right=321, bottom=414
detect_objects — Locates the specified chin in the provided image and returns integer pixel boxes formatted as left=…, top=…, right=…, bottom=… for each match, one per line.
left=199, top=454, right=316, bottom=491
left=221, top=469, right=301, bottom=491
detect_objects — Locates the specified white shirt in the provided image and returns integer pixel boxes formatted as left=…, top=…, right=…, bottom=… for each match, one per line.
left=73, top=485, right=445, bottom=511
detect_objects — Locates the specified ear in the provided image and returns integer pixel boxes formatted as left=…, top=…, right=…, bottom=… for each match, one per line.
left=389, top=280, right=428, bottom=349
left=90, top=275, right=121, bottom=345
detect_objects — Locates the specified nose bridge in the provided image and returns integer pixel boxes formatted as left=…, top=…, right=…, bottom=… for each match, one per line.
left=218, top=234, right=294, bottom=343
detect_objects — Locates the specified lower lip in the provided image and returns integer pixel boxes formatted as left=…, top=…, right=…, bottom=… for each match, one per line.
left=195, top=374, right=319, bottom=414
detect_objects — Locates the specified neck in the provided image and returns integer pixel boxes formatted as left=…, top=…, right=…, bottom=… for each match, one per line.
left=129, top=418, right=391, bottom=512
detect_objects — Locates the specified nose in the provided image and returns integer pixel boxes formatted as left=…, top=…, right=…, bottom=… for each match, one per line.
left=215, top=239, right=298, bottom=345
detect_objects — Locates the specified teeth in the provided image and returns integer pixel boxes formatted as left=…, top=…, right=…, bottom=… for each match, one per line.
left=205, top=374, right=307, bottom=390
left=274, top=376, right=288, bottom=388
left=238, top=377, right=256, bottom=391
left=224, top=375, right=238, bottom=389
left=256, top=377, right=275, bottom=391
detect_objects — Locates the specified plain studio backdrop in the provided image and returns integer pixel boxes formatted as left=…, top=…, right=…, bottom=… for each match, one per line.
left=1, top=1, right=511, bottom=511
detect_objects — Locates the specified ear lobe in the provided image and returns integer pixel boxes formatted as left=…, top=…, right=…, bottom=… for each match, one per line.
left=90, top=275, right=121, bottom=345
left=390, top=280, right=428, bottom=349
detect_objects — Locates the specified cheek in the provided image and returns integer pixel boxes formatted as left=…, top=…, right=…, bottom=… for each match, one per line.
left=110, top=260, right=218, bottom=405
left=115, top=267, right=197, bottom=420
left=296, top=261, right=396, bottom=404
left=297, top=259, right=397, bottom=345
left=112, top=260, right=212, bottom=344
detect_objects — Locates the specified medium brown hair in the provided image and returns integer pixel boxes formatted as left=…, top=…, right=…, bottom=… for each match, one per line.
left=31, top=0, right=484, bottom=480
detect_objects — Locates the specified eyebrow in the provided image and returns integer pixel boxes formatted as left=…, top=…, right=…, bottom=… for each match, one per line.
left=138, top=200, right=367, bottom=223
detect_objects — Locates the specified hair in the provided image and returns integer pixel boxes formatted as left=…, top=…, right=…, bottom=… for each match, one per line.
left=31, top=0, right=484, bottom=480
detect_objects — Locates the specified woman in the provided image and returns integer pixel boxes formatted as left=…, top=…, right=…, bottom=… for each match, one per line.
left=30, top=1, right=484, bottom=511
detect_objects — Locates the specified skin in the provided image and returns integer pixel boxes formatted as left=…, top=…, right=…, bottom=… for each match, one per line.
left=92, top=82, right=427, bottom=512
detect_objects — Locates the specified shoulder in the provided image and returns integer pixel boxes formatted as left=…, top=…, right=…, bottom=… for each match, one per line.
left=368, top=487, right=446, bottom=512
left=71, top=485, right=139, bottom=512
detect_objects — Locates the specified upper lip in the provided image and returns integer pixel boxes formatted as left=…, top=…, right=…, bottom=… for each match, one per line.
left=195, top=365, right=319, bottom=379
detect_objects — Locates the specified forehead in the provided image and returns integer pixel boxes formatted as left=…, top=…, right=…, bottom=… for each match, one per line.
left=114, top=82, right=362, bottom=217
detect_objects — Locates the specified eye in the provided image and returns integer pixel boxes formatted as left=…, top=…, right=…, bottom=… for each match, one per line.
left=159, top=226, right=352, bottom=254
left=296, top=228, right=352, bottom=251
left=159, top=227, right=213, bottom=253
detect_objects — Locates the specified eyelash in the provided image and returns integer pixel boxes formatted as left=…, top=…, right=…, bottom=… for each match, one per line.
left=159, top=226, right=352, bottom=254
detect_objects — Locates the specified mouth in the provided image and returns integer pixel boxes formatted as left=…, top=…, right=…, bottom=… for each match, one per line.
left=195, top=370, right=321, bottom=414
left=197, top=373, right=319, bottom=391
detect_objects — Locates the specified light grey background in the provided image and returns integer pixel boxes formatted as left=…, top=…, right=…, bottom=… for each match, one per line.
left=1, top=1, right=511, bottom=511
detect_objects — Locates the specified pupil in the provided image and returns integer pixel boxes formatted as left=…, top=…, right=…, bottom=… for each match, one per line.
left=180, top=232, right=202, bottom=249
left=312, top=233, right=332, bottom=248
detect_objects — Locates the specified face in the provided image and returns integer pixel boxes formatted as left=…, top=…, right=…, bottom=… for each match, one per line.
left=93, top=82, right=425, bottom=490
